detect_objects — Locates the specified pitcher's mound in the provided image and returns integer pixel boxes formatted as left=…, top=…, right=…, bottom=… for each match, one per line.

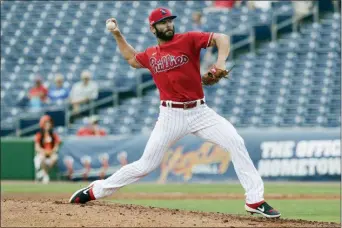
left=2, top=198, right=339, bottom=227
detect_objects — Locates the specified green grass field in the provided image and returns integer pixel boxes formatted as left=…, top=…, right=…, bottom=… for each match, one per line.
left=1, top=181, right=340, bottom=223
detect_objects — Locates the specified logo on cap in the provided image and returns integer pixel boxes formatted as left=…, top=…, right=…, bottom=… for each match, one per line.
left=160, top=8, right=167, bottom=15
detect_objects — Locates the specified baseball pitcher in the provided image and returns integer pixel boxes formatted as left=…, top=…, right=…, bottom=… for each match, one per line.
left=69, top=7, right=280, bottom=218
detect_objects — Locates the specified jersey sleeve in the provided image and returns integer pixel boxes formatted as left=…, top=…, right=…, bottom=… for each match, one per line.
left=134, top=51, right=149, bottom=69
left=188, top=31, right=214, bottom=50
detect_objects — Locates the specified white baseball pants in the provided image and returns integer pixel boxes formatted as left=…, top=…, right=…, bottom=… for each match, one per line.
left=92, top=103, right=264, bottom=204
left=34, top=153, right=58, bottom=170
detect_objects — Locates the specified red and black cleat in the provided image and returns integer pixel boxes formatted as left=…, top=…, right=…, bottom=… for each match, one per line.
left=69, top=185, right=96, bottom=204
left=245, top=201, right=281, bottom=218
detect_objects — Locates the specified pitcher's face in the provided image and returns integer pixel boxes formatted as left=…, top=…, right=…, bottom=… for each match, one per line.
left=151, top=18, right=175, bottom=41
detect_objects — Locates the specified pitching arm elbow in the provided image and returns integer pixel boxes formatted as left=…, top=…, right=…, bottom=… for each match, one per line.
left=209, top=33, right=230, bottom=49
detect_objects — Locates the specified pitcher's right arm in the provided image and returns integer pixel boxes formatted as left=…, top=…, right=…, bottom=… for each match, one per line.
left=106, top=18, right=142, bottom=68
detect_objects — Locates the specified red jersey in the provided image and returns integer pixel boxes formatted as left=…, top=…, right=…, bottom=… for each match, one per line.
left=76, top=127, right=107, bottom=136
left=135, top=31, right=213, bottom=102
left=29, top=86, right=48, bottom=101
left=35, top=132, right=61, bottom=155
left=214, top=0, right=236, bottom=8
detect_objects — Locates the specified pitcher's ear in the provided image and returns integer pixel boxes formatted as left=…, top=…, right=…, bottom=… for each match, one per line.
left=150, top=25, right=156, bottom=34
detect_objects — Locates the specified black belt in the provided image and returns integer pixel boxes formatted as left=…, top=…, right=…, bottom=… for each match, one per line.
left=161, top=100, right=205, bottom=109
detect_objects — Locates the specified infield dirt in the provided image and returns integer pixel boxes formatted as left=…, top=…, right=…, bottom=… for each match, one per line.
left=1, top=193, right=340, bottom=227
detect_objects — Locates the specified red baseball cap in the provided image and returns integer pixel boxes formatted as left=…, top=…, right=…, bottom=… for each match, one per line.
left=39, top=115, right=52, bottom=128
left=149, top=8, right=177, bottom=26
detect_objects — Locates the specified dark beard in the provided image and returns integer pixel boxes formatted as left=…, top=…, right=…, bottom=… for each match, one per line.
left=155, top=25, right=175, bottom=41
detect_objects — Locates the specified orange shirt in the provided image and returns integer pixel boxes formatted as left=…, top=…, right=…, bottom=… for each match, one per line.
left=35, top=132, right=61, bottom=155
left=76, top=127, right=107, bottom=136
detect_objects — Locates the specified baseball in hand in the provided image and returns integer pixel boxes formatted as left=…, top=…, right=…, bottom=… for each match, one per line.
left=106, top=21, right=117, bottom=31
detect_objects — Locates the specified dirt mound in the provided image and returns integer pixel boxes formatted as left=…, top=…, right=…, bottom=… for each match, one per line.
left=1, top=197, right=339, bottom=227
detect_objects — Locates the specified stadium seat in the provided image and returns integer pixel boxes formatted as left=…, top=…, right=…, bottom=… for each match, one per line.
left=0, top=1, right=340, bottom=135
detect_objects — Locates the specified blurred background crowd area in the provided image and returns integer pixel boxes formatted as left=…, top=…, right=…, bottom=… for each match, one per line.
left=1, top=0, right=340, bottom=137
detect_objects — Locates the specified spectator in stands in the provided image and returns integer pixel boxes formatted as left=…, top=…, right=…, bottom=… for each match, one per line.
left=47, top=73, right=70, bottom=105
left=247, top=1, right=272, bottom=11
left=204, top=1, right=242, bottom=15
left=191, top=11, right=215, bottom=73
left=292, top=1, right=314, bottom=32
left=191, top=12, right=207, bottom=60
left=293, top=1, right=314, bottom=20
left=34, top=115, right=61, bottom=184
left=214, top=0, right=239, bottom=9
left=28, top=76, right=48, bottom=111
left=76, top=115, right=107, bottom=136
left=191, top=11, right=207, bottom=32
left=69, top=70, right=98, bottom=114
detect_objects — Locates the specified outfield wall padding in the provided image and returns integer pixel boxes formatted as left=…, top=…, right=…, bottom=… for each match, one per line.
left=1, top=138, right=35, bottom=180
left=1, top=138, right=59, bottom=180
left=57, top=128, right=340, bottom=182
